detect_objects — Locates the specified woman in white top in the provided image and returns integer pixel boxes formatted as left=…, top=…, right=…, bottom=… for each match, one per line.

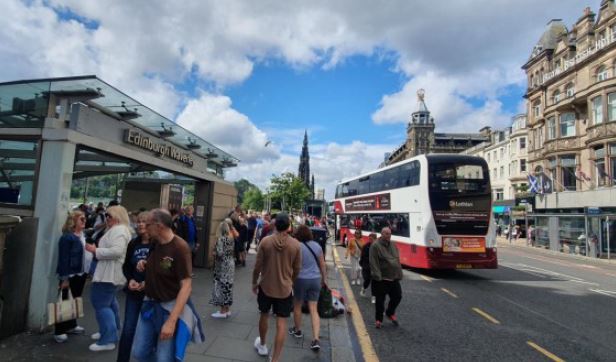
left=85, top=205, right=131, bottom=352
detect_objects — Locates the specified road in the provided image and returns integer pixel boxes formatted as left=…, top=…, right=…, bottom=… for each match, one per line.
left=337, top=243, right=616, bottom=362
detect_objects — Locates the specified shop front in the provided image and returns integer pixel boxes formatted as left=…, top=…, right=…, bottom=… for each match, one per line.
left=0, top=76, right=238, bottom=335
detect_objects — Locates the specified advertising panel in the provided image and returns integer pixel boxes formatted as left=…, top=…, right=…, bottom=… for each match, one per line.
left=344, top=193, right=391, bottom=211
left=443, top=236, right=486, bottom=253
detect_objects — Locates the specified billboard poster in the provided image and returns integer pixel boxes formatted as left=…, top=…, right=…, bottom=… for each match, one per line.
left=443, top=236, right=486, bottom=253
left=345, top=193, right=391, bottom=211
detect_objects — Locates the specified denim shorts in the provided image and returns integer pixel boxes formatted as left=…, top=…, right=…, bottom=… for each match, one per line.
left=293, top=278, right=321, bottom=302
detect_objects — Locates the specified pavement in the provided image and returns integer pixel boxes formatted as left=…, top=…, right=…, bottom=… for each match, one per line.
left=0, top=237, right=358, bottom=362
left=336, top=239, right=616, bottom=362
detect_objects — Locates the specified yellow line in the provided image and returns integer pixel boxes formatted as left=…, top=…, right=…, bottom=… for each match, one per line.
left=527, top=341, right=565, bottom=362
left=332, top=246, right=379, bottom=362
left=441, top=288, right=458, bottom=298
left=471, top=307, right=500, bottom=325
left=420, top=275, right=433, bottom=283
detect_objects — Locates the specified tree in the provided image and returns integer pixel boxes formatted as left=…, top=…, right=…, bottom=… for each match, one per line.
left=269, top=172, right=311, bottom=212
left=234, top=178, right=258, bottom=205
left=242, top=187, right=264, bottom=211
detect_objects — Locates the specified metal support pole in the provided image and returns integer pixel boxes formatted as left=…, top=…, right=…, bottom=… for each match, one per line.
left=607, top=215, right=611, bottom=260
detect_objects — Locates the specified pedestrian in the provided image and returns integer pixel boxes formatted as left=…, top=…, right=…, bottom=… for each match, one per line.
left=252, top=213, right=301, bottom=362
left=359, top=232, right=377, bottom=304
left=177, top=205, right=199, bottom=265
left=131, top=209, right=204, bottom=361
left=85, top=205, right=132, bottom=352
left=210, top=218, right=236, bottom=319
left=117, top=211, right=152, bottom=362
left=289, top=225, right=326, bottom=352
left=54, top=210, right=91, bottom=343
left=237, top=216, right=249, bottom=267
left=247, top=211, right=257, bottom=251
left=346, top=230, right=363, bottom=285
left=370, top=227, right=403, bottom=329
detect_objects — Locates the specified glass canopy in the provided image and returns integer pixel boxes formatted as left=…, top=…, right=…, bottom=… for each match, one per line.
left=0, top=75, right=239, bottom=167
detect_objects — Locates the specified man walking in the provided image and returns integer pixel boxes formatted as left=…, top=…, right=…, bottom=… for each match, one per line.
left=369, top=227, right=403, bottom=329
left=131, top=209, right=203, bottom=361
left=177, top=205, right=199, bottom=262
left=252, top=213, right=301, bottom=362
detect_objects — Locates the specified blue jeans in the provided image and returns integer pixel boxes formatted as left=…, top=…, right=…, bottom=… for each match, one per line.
left=90, top=282, right=121, bottom=345
left=117, top=291, right=144, bottom=362
left=131, top=302, right=174, bottom=361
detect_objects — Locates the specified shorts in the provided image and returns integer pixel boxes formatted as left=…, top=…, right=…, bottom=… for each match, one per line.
left=293, top=278, right=321, bottom=302
left=257, top=287, right=293, bottom=317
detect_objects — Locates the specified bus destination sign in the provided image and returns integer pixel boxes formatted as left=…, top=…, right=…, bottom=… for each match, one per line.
left=345, top=193, right=391, bottom=211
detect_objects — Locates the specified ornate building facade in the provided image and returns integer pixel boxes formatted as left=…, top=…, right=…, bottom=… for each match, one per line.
left=385, top=90, right=489, bottom=166
left=523, top=1, right=616, bottom=257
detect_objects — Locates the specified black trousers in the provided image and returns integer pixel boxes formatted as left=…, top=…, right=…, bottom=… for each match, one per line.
left=361, top=268, right=372, bottom=290
left=54, top=273, right=87, bottom=335
left=373, top=279, right=402, bottom=322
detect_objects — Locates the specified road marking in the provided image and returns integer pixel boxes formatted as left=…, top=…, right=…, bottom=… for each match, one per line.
left=441, top=288, right=458, bottom=298
left=527, top=341, right=565, bottom=362
left=420, top=275, right=433, bottom=283
left=471, top=307, right=500, bottom=325
left=332, top=246, right=379, bottom=362
left=589, top=289, right=616, bottom=299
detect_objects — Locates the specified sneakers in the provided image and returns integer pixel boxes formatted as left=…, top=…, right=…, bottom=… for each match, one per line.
left=371, top=296, right=376, bottom=304
left=310, top=339, right=321, bottom=352
left=211, top=311, right=229, bottom=319
left=89, top=342, right=116, bottom=352
left=67, top=325, right=85, bottom=334
left=359, top=288, right=366, bottom=297
left=288, top=327, right=303, bottom=338
left=54, top=334, right=68, bottom=343
left=254, top=337, right=269, bottom=356
left=350, top=279, right=355, bottom=285
left=90, top=332, right=100, bottom=340
left=375, top=320, right=382, bottom=329
left=387, top=314, right=400, bottom=326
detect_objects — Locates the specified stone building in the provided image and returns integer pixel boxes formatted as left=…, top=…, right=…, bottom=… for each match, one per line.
left=385, top=89, right=489, bottom=166
left=523, top=1, right=616, bottom=257
left=298, top=130, right=315, bottom=198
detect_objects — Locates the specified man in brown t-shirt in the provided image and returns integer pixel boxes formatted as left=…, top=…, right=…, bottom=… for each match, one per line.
left=252, top=212, right=301, bottom=362
left=132, top=209, right=193, bottom=361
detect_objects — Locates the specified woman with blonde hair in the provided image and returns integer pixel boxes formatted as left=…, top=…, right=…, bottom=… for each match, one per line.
left=54, top=210, right=91, bottom=343
left=209, top=218, right=236, bottom=318
left=85, top=205, right=132, bottom=352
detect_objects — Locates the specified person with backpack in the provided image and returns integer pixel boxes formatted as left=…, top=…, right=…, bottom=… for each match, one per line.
left=345, top=230, right=363, bottom=285
left=359, top=233, right=376, bottom=304
left=288, top=225, right=326, bottom=352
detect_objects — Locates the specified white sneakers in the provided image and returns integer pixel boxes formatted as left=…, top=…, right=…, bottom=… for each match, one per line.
left=91, top=332, right=100, bottom=340
left=351, top=280, right=356, bottom=285
left=211, top=311, right=230, bottom=319
left=254, top=337, right=269, bottom=356
left=359, top=288, right=366, bottom=297
left=67, top=326, right=85, bottom=334
left=54, top=334, right=68, bottom=343
left=371, top=296, right=376, bottom=304
left=89, top=342, right=116, bottom=352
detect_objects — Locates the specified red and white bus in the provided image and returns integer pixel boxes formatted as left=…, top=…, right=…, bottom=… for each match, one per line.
left=333, top=154, right=497, bottom=269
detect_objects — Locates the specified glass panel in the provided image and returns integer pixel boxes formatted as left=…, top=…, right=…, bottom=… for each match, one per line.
left=0, top=139, right=39, bottom=206
left=593, top=96, right=603, bottom=124
left=559, top=113, right=576, bottom=137
left=0, top=82, right=51, bottom=127
left=547, top=118, right=556, bottom=139
left=535, top=216, right=550, bottom=248
left=559, top=216, right=585, bottom=255
left=608, top=93, right=616, bottom=121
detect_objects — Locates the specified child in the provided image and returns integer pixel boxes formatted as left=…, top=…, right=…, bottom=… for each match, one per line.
left=346, top=230, right=363, bottom=285
left=359, top=233, right=376, bottom=303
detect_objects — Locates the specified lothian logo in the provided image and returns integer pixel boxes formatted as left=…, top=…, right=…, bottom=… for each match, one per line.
left=450, top=200, right=473, bottom=207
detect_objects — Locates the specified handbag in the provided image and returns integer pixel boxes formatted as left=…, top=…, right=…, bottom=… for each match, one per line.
left=47, top=288, right=84, bottom=326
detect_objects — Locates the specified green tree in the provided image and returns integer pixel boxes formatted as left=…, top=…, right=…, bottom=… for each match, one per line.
left=269, top=172, right=311, bottom=212
left=234, top=178, right=258, bottom=205
left=242, top=187, right=264, bottom=211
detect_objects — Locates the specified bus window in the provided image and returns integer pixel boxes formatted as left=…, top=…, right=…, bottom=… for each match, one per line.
left=400, top=161, right=420, bottom=186
left=430, top=163, right=488, bottom=194
left=385, top=167, right=399, bottom=189
left=358, top=176, right=370, bottom=194
left=370, top=172, right=384, bottom=193
left=348, top=180, right=359, bottom=196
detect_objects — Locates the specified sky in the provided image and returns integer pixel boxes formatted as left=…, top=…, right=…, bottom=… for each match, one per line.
left=0, top=0, right=591, bottom=199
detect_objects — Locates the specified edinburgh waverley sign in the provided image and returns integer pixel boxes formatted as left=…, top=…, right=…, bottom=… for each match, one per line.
left=124, top=130, right=194, bottom=167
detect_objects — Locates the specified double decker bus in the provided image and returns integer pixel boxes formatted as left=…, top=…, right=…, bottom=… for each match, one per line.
left=333, top=154, right=497, bottom=269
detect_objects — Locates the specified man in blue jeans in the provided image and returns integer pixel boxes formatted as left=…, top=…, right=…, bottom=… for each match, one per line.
left=131, top=209, right=201, bottom=361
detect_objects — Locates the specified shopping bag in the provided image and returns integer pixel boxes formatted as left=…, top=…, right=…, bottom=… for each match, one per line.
left=47, top=289, right=84, bottom=326
left=317, top=284, right=336, bottom=318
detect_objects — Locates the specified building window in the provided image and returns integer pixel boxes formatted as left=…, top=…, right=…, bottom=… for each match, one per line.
left=537, top=126, right=544, bottom=148
left=592, top=96, right=604, bottom=124
left=597, top=65, right=609, bottom=82
left=547, top=117, right=556, bottom=140
left=560, top=155, right=577, bottom=191
left=500, top=148, right=504, bottom=159
left=565, top=83, right=575, bottom=98
left=548, top=158, right=557, bottom=184
left=495, top=189, right=504, bottom=201
left=559, top=112, right=576, bottom=137
left=494, top=150, right=497, bottom=161
left=552, top=90, right=561, bottom=104
left=487, top=153, right=490, bottom=162
left=532, top=100, right=541, bottom=118
left=594, top=146, right=607, bottom=187
left=500, top=166, right=504, bottom=179
left=521, top=159, right=527, bottom=173
left=492, top=168, right=497, bottom=179
left=608, top=93, right=616, bottom=122
left=520, top=137, right=526, bottom=149
left=610, top=144, right=616, bottom=187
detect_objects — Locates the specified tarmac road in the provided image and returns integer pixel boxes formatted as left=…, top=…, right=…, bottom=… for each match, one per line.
left=338, top=243, right=616, bottom=362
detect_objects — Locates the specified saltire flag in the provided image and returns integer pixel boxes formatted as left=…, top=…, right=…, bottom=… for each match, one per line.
left=527, top=174, right=539, bottom=193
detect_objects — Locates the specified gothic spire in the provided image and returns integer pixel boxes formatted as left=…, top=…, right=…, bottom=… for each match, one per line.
left=298, top=130, right=310, bottom=188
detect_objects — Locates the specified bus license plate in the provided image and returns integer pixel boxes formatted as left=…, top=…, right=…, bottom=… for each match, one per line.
left=456, top=264, right=473, bottom=269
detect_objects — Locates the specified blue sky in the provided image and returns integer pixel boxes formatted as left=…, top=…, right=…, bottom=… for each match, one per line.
left=0, top=0, right=584, bottom=196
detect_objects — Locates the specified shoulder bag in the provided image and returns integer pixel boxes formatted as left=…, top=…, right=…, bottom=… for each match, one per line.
left=47, top=288, right=84, bottom=326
